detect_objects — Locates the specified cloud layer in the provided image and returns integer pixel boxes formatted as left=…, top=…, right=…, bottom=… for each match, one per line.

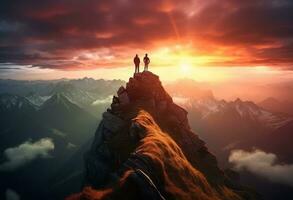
left=5, top=189, right=20, bottom=200
left=0, top=0, right=293, bottom=69
left=0, top=138, right=54, bottom=171
left=229, top=149, right=293, bottom=187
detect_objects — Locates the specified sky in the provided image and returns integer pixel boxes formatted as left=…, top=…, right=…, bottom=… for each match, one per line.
left=0, top=0, right=293, bottom=82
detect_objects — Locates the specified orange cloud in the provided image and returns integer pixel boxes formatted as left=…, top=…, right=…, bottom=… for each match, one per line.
left=0, top=0, right=292, bottom=70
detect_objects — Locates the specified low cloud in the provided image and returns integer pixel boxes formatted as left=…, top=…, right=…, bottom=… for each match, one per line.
left=172, top=96, right=190, bottom=106
left=229, top=149, right=293, bottom=187
left=0, top=138, right=54, bottom=171
left=5, top=189, right=20, bottom=200
left=92, top=95, right=112, bottom=105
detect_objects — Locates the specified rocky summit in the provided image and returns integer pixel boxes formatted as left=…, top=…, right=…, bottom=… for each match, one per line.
left=69, top=71, right=259, bottom=200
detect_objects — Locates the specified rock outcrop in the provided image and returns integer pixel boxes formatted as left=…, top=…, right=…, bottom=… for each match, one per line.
left=70, top=71, right=259, bottom=200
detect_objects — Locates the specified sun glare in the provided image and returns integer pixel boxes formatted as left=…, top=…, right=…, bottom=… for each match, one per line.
left=180, top=63, right=192, bottom=74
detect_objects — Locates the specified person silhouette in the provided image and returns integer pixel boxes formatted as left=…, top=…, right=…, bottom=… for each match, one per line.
left=143, top=54, right=150, bottom=71
left=134, top=54, right=140, bottom=73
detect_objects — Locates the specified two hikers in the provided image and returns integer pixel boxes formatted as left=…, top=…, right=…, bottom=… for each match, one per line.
left=134, top=54, right=150, bottom=73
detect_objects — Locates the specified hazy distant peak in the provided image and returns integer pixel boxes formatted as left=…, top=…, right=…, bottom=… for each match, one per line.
left=234, top=97, right=242, bottom=103
left=0, top=93, right=36, bottom=111
left=41, top=93, right=75, bottom=109
left=52, top=82, right=76, bottom=93
left=81, top=77, right=95, bottom=81
left=260, top=97, right=279, bottom=103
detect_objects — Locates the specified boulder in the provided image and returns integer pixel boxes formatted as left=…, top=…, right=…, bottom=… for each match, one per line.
left=118, top=91, right=130, bottom=105
left=102, top=111, right=125, bottom=133
left=112, top=96, right=119, bottom=104
left=117, top=86, right=126, bottom=95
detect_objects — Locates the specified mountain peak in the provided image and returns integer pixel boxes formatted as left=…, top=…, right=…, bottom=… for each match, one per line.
left=69, top=72, right=259, bottom=200
left=0, top=93, right=36, bottom=111
left=52, top=82, right=76, bottom=94
left=234, top=98, right=243, bottom=103
left=41, top=93, right=75, bottom=110
left=126, top=71, right=172, bottom=102
left=48, top=93, right=69, bottom=102
left=81, top=77, right=95, bottom=81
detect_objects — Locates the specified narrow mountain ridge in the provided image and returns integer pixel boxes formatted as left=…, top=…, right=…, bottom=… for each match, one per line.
left=69, top=72, right=259, bottom=200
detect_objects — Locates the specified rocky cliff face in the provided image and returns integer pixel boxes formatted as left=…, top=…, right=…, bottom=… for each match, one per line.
left=70, top=72, right=259, bottom=200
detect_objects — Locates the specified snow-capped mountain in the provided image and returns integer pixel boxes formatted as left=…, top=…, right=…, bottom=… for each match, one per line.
left=0, top=94, right=37, bottom=111
left=0, top=94, right=37, bottom=134
left=175, top=96, right=292, bottom=130
left=0, top=78, right=125, bottom=108
left=23, top=82, right=104, bottom=108
left=50, top=82, right=98, bottom=106
left=25, top=92, right=51, bottom=106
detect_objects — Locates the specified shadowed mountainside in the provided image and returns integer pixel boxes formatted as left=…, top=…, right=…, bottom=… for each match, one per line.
left=68, top=71, right=259, bottom=200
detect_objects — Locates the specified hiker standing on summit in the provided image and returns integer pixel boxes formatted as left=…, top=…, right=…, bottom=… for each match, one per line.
left=134, top=54, right=140, bottom=73
left=143, top=54, right=150, bottom=71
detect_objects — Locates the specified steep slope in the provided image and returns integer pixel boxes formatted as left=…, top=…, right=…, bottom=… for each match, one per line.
left=0, top=93, right=97, bottom=149
left=0, top=94, right=100, bottom=200
left=172, top=94, right=293, bottom=165
left=50, top=82, right=98, bottom=107
left=176, top=96, right=292, bottom=131
left=49, top=81, right=118, bottom=117
left=255, top=121, right=293, bottom=163
left=25, top=92, right=50, bottom=106
left=0, top=94, right=37, bottom=133
left=49, top=138, right=93, bottom=200
left=258, top=97, right=293, bottom=116
left=38, top=94, right=98, bottom=145
left=0, top=94, right=36, bottom=111
left=70, top=72, right=259, bottom=200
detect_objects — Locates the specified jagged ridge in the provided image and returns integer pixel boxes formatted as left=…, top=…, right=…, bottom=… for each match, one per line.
left=69, top=71, right=259, bottom=200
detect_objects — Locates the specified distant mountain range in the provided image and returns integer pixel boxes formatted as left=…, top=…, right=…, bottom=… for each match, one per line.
left=166, top=80, right=293, bottom=200
left=166, top=81, right=293, bottom=164
left=0, top=78, right=125, bottom=200
left=0, top=77, right=292, bottom=200
left=0, top=77, right=124, bottom=96
left=0, top=94, right=36, bottom=132
left=258, top=97, right=293, bottom=116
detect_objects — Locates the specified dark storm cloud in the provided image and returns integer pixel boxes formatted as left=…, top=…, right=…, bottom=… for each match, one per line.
left=0, top=0, right=292, bottom=69
left=0, top=67, right=21, bottom=70
left=196, top=0, right=293, bottom=44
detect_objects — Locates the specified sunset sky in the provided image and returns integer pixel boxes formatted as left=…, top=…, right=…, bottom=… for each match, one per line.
left=0, top=0, right=293, bottom=82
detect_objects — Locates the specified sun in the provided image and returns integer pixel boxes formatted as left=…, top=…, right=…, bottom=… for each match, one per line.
left=180, top=63, right=192, bottom=74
